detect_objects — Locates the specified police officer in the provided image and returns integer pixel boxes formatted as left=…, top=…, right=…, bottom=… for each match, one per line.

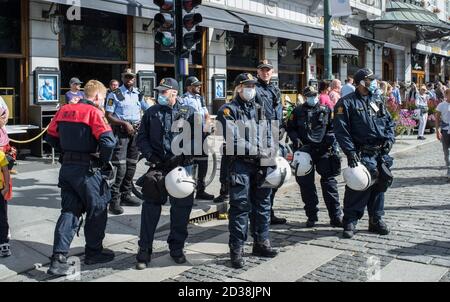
left=286, top=86, right=343, bottom=228
left=255, top=59, right=286, bottom=225
left=135, top=78, right=196, bottom=269
left=46, top=80, right=117, bottom=276
left=217, top=73, right=278, bottom=269
left=334, top=68, right=395, bottom=239
left=105, top=69, right=150, bottom=215
left=181, top=76, right=215, bottom=200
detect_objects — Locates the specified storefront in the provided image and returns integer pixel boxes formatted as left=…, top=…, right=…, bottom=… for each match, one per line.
left=59, top=6, right=132, bottom=97
left=428, top=55, right=442, bottom=82
left=382, top=47, right=395, bottom=82
left=411, top=52, right=426, bottom=86
left=278, top=40, right=305, bottom=100
left=0, top=0, right=28, bottom=124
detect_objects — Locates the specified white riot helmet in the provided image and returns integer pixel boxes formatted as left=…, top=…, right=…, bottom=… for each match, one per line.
left=343, top=163, right=374, bottom=191
left=165, top=166, right=197, bottom=198
left=260, top=157, right=292, bottom=189
left=292, top=151, right=313, bottom=176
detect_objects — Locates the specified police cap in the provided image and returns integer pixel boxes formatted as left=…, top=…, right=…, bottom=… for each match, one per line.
left=185, top=76, right=202, bottom=87
left=354, top=68, right=375, bottom=84
left=257, top=59, right=274, bottom=70
left=303, top=86, right=318, bottom=97
left=234, top=73, right=257, bottom=87
left=155, top=77, right=179, bottom=92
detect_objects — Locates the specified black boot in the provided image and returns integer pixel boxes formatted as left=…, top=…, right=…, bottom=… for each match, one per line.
left=330, top=216, right=344, bottom=228
left=213, top=184, right=229, bottom=203
left=109, top=199, right=124, bottom=215
left=270, top=209, right=287, bottom=225
left=252, top=239, right=278, bottom=258
left=305, top=217, right=317, bottom=228
left=136, top=248, right=152, bottom=270
left=195, top=190, right=215, bottom=200
left=84, top=248, right=115, bottom=265
left=230, top=247, right=245, bottom=269
left=121, top=194, right=142, bottom=206
left=343, top=222, right=356, bottom=239
left=170, top=251, right=187, bottom=264
left=47, top=254, right=74, bottom=276
left=368, top=217, right=390, bottom=235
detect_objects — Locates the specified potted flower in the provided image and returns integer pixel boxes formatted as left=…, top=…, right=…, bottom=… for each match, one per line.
left=426, top=99, right=440, bottom=132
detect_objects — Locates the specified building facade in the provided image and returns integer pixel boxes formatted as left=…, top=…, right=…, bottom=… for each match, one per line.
left=0, top=0, right=449, bottom=126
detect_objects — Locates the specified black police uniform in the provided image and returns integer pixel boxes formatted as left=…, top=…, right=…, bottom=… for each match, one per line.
left=286, top=101, right=343, bottom=226
left=45, top=99, right=116, bottom=275
left=333, top=88, right=395, bottom=236
left=217, top=74, right=278, bottom=268
left=135, top=98, right=196, bottom=266
left=255, top=77, right=286, bottom=224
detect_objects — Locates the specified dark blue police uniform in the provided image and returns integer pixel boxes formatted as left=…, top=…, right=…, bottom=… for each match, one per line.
left=136, top=99, right=196, bottom=262
left=46, top=100, right=116, bottom=266
left=333, top=89, right=395, bottom=229
left=286, top=102, right=342, bottom=225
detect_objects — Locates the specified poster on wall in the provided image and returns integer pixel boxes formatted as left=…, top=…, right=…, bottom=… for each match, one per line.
left=212, top=74, right=227, bottom=101
left=34, top=67, right=61, bottom=105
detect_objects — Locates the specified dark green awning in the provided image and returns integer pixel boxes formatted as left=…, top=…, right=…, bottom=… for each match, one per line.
left=363, top=0, right=450, bottom=41
left=313, top=34, right=359, bottom=56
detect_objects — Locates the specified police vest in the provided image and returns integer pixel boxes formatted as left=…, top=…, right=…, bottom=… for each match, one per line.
left=295, top=104, right=330, bottom=145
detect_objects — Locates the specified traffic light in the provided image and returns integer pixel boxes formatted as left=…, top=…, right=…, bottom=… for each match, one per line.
left=181, top=0, right=202, bottom=50
left=154, top=0, right=175, bottom=51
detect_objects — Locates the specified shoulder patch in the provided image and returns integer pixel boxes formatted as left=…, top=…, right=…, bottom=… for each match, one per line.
left=223, top=108, right=231, bottom=117
left=107, top=98, right=114, bottom=107
left=336, top=106, right=344, bottom=115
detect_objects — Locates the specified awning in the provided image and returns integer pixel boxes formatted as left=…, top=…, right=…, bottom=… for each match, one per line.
left=197, top=6, right=246, bottom=33
left=349, top=34, right=405, bottom=51
left=228, top=11, right=324, bottom=44
left=313, top=35, right=359, bottom=56
left=362, top=0, right=450, bottom=42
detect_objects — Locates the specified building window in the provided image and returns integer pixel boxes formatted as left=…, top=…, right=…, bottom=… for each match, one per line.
left=226, top=32, right=261, bottom=94
left=0, top=0, right=21, bottom=54
left=61, top=7, right=128, bottom=61
left=278, top=40, right=303, bottom=94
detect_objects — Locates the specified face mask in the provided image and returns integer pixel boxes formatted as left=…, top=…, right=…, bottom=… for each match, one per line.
left=367, top=80, right=377, bottom=94
left=158, top=94, right=169, bottom=106
left=242, top=87, right=256, bottom=101
left=306, top=96, right=319, bottom=107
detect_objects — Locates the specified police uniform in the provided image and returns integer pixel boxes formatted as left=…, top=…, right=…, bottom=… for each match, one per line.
left=286, top=87, right=343, bottom=227
left=333, top=68, right=395, bottom=238
left=255, top=60, right=285, bottom=225
left=181, top=76, right=214, bottom=200
left=135, top=78, right=196, bottom=267
left=217, top=73, right=278, bottom=269
left=46, top=99, right=116, bottom=275
left=105, top=84, right=150, bottom=211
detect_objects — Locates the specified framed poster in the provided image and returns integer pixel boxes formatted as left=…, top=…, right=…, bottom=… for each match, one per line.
left=212, top=74, right=226, bottom=101
left=34, top=67, right=61, bottom=105
left=137, top=71, right=156, bottom=98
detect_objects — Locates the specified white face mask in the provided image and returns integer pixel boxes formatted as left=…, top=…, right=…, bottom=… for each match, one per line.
left=242, top=87, right=256, bottom=101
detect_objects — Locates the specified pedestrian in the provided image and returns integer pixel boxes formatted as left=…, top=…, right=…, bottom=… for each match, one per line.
left=416, top=85, right=429, bottom=140
left=426, top=83, right=436, bottom=101
left=334, top=68, right=395, bottom=239
left=255, top=59, right=286, bottom=225
left=435, top=88, right=450, bottom=180
left=341, top=76, right=355, bottom=98
left=392, top=81, right=401, bottom=104
left=436, top=82, right=445, bottom=102
left=217, top=73, right=279, bottom=269
left=0, top=150, right=11, bottom=257
left=318, top=80, right=334, bottom=109
left=286, top=86, right=343, bottom=228
left=0, top=97, right=16, bottom=175
left=181, top=76, right=215, bottom=200
left=65, top=77, right=84, bottom=104
left=105, top=69, right=150, bottom=215
left=46, top=80, right=117, bottom=276
left=135, top=78, right=197, bottom=269
left=408, top=82, right=418, bottom=103
left=108, top=79, right=120, bottom=95
left=328, top=79, right=342, bottom=107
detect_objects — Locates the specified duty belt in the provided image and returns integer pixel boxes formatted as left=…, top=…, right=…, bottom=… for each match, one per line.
left=62, top=152, right=94, bottom=165
left=359, top=145, right=383, bottom=155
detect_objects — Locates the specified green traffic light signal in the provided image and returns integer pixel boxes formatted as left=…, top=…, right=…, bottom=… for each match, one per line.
left=156, top=31, right=175, bottom=48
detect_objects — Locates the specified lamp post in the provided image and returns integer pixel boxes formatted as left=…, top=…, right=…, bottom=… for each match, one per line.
left=324, top=0, right=333, bottom=80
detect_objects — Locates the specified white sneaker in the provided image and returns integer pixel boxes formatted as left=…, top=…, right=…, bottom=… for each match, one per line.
left=0, top=243, right=11, bottom=257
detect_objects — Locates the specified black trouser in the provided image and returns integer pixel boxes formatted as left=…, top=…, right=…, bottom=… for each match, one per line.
left=0, top=195, right=8, bottom=244
left=111, top=130, right=140, bottom=202
left=270, top=189, right=278, bottom=217
left=195, top=136, right=209, bottom=192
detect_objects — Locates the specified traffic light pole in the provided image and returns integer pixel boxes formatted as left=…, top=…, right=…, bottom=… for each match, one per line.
left=174, top=0, right=184, bottom=94
left=324, top=0, right=332, bottom=80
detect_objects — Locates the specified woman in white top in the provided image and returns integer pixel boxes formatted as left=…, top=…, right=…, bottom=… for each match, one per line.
left=435, top=88, right=450, bottom=179
left=415, top=85, right=429, bottom=140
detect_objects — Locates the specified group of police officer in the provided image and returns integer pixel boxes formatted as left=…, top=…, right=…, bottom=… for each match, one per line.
left=44, top=61, right=395, bottom=275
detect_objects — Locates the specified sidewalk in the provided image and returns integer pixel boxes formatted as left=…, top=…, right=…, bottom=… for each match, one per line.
left=0, top=133, right=438, bottom=281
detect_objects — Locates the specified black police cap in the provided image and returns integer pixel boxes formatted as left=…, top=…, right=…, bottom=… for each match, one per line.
left=185, top=76, right=202, bottom=87
left=354, top=68, right=376, bottom=84
left=303, top=86, right=318, bottom=97
left=155, top=78, right=179, bottom=91
left=234, top=73, right=258, bottom=87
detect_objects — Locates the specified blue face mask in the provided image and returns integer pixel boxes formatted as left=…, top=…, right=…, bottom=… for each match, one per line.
left=368, top=80, right=377, bottom=94
left=158, top=94, right=169, bottom=106
left=306, top=96, right=319, bottom=107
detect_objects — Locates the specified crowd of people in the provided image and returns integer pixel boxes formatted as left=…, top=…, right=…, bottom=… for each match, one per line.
left=0, top=62, right=449, bottom=277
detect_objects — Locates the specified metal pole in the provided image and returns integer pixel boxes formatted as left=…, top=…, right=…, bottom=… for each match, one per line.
left=175, top=0, right=184, bottom=94
left=324, top=0, right=333, bottom=80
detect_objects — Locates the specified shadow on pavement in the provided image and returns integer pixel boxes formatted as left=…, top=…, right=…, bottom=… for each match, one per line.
left=391, top=176, right=449, bottom=188
left=388, top=240, right=450, bottom=257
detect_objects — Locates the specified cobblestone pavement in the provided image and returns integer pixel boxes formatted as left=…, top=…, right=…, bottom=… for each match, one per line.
left=3, top=140, right=450, bottom=282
